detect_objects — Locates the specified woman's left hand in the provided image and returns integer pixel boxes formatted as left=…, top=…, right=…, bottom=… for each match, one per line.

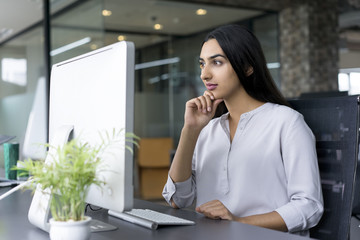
left=195, top=200, right=238, bottom=221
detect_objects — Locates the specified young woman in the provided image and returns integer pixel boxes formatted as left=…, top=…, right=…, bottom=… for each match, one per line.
left=162, top=24, right=323, bottom=235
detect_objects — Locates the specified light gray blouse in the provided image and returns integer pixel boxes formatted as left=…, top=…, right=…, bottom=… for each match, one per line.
left=163, top=103, right=324, bottom=233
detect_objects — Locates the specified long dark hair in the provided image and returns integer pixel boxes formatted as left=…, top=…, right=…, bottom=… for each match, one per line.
left=203, top=24, right=289, bottom=117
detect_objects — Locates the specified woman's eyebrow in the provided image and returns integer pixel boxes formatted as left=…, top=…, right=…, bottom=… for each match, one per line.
left=199, top=54, right=227, bottom=61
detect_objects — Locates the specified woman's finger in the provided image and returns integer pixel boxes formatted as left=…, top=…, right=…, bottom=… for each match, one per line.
left=196, top=96, right=208, bottom=113
left=203, top=90, right=215, bottom=100
left=189, top=97, right=202, bottom=111
left=203, top=94, right=213, bottom=112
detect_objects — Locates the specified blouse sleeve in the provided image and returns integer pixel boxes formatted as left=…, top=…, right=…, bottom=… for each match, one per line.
left=162, top=151, right=197, bottom=208
left=275, top=113, right=324, bottom=232
left=162, top=174, right=196, bottom=208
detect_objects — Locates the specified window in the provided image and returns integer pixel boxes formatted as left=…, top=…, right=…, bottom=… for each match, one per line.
left=338, top=69, right=360, bottom=95
left=1, top=58, right=27, bottom=86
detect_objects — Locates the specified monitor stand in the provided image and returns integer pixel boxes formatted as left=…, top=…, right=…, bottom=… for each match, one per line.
left=89, top=219, right=118, bottom=232
left=28, top=125, right=74, bottom=232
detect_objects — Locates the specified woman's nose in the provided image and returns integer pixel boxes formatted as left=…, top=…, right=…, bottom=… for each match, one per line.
left=200, top=65, right=211, bottom=81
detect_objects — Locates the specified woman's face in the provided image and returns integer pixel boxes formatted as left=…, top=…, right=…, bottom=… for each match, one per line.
left=199, top=39, right=242, bottom=100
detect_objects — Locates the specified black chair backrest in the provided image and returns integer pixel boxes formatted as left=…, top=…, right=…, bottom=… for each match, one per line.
left=289, top=95, right=359, bottom=240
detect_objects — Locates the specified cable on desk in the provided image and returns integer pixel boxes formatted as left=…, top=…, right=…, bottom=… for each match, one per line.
left=0, top=180, right=32, bottom=200
left=85, top=203, right=103, bottom=213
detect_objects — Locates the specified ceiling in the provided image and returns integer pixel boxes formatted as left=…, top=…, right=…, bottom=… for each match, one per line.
left=0, top=0, right=263, bottom=49
left=103, top=0, right=261, bottom=36
left=0, top=0, right=77, bottom=43
left=1, top=0, right=359, bottom=52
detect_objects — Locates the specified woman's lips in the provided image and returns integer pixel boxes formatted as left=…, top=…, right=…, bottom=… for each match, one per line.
left=206, top=83, right=217, bottom=91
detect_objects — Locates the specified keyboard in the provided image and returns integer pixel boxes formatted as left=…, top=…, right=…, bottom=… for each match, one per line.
left=108, top=208, right=195, bottom=229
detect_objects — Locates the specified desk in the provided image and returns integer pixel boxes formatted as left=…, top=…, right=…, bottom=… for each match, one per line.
left=0, top=187, right=316, bottom=240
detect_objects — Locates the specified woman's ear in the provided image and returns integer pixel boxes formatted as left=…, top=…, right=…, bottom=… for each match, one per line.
left=246, top=67, right=254, bottom=76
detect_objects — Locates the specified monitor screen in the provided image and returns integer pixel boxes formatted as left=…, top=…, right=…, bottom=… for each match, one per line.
left=28, top=41, right=135, bottom=231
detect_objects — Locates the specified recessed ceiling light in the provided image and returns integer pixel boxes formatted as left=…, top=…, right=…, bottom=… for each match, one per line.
left=196, top=9, right=207, bottom=16
left=102, top=9, right=112, bottom=17
left=117, top=35, right=126, bottom=41
left=153, top=24, right=163, bottom=30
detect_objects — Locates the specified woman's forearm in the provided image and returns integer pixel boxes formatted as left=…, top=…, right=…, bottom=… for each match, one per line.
left=236, top=211, right=288, bottom=232
left=168, top=126, right=200, bottom=183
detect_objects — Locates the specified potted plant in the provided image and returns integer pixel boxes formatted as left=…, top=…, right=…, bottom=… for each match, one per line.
left=16, top=129, right=139, bottom=240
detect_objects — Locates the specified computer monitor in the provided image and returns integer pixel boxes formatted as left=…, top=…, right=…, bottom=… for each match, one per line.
left=28, top=41, right=135, bottom=232
left=22, top=77, right=47, bottom=161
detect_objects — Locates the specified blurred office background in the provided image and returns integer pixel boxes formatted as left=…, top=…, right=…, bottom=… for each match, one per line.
left=0, top=0, right=360, bottom=204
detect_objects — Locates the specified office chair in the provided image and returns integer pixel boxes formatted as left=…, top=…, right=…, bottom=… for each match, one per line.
left=289, top=95, right=359, bottom=240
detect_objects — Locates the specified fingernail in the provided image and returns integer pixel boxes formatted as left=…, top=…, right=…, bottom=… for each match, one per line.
left=208, top=107, right=211, bottom=112
left=210, top=96, right=214, bottom=100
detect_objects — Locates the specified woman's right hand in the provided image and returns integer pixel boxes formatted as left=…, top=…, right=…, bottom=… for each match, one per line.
left=168, top=91, right=223, bottom=185
left=184, top=91, right=223, bottom=131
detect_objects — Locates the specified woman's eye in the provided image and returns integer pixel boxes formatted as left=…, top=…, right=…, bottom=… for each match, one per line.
left=214, top=60, right=222, bottom=65
left=199, top=62, right=205, bottom=68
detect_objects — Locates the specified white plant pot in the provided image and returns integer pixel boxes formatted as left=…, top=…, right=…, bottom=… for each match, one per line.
left=49, top=216, right=92, bottom=240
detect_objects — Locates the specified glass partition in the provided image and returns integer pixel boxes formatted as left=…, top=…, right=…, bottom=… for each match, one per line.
left=129, top=15, right=280, bottom=144
left=51, top=0, right=105, bottom=64
left=253, top=14, right=280, bottom=88
left=0, top=26, right=45, bottom=167
left=0, top=1, right=279, bottom=190
left=0, top=0, right=106, bottom=167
